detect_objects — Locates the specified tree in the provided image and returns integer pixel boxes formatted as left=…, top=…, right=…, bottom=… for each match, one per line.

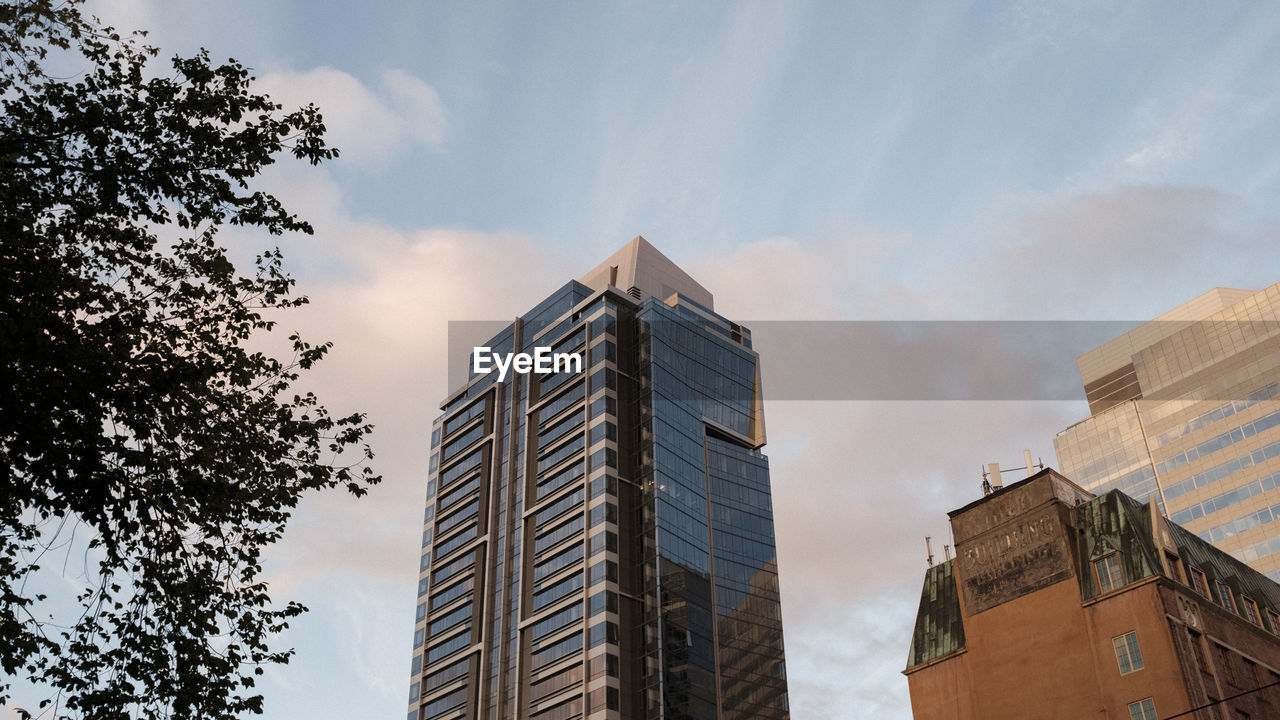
left=0, top=2, right=379, bottom=717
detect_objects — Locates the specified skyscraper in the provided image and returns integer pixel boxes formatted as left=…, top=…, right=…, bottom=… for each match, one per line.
left=1055, top=283, right=1280, bottom=580
left=407, top=237, right=789, bottom=720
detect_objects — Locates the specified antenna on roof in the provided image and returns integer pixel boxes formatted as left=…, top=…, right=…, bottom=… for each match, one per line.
left=925, top=536, right=935, bottom=567
left=982, top=450, right=1045, bottom=495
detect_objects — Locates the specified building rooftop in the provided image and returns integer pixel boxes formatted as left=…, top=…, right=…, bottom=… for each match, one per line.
left=905, top=559, right=965, bottom=669
left=578, top=235, right=714, bottom=310
left=906, top=479, right=1280, bottom=672
left=1077, top=286, right=1257, bottom=386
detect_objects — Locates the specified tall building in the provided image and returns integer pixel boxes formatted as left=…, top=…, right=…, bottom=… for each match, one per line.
left=1055, top=284, right=1280, bottom=580
left=905, top=468, right=1280, bottom=720
left=406, top=237, right=789, bottom=720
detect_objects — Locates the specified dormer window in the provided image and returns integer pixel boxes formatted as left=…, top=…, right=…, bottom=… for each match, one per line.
left=1095, top=554, right=1124, bottom=593
left=1217, top=580, right=1237, bottom=613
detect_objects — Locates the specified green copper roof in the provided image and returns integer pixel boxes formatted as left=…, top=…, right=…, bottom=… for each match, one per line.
left=1167, top=515, right=1280, bottom=612
left=1074, top=490, right=1280, bottom=611
left=1072, top=491, right=1164, bottom=601
left=905, top=559, right=964, bottom=670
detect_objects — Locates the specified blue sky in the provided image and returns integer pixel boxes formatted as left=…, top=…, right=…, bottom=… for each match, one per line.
left=10, top=2, right=1280, bottom=719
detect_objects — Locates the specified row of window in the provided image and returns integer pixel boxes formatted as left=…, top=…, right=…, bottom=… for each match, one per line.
left=528, top=602, right=583, bottom=645
left=423, top=656, right=470, bottom=694
left=528, top=662, right=582, bottom=703
left=537, top=409, right=585, bottom=450
left=1155, top=405, right=1280, bottom=476
left=1095, top=550, right=1280, bottom=636
left=436, top=499, right=479, bottom=535
left=440, top=447, right=483, bottom=488
left=442, top=423, right=486, bottom=463
left=442, top=398, right=486, bottom=438
left=537, top=434, right=584, bottom=475
left=1201, top=500, right=1280, bottom=544
left=533, top=543, right=584, bottom=584
left=1110, top=633, right=1262, bottom=720
left=535, top=516, right=584, bottom=556
left=1151, top=381, right=1280, bottom=449
left=1170, top=470, right=1280, bottom=526
left=532, top=571, right=584, bottom=612
left=1179, top=559, right=1280, bottom=633
left=428, top=603, right=473, bottom=639
left=432, top=548, right=477, bottom=586
left=434, top=525, right=478, bottom=563
left=438, top=474, right=480, bottom=513
left=1163, top=438, right=1280, bottom=501
left=534, top=488, right=585, bottom=530
left=1140, top=347, right=1280, bottom=426
left=536, top=460, right=585, bottom=502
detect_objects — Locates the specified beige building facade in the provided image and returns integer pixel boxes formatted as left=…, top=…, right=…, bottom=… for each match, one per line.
left=1055, top=283, right=1280, bottom=580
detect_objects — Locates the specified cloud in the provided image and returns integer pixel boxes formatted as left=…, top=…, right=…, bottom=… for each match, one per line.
left=686, top=228, right=918, bottom=320
left=1124, top=128, right=1197, bottom=170
left=936, top=183, right=1277, bottom=320
left=227, top=179, right=578, bottom=714
left=254, top=181, right=1271, bottom=718
left=266, top=224, right=578, bottom=592
left=765, top=400, right=1085, bottom=719
left=256, top=67, right=447, bottom=170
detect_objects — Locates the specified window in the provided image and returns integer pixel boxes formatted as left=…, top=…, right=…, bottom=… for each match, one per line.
left=1113, top=632, right=1145, bottom=674
left=1166, top=552, right=1186, bottom=583
left=1191, top=567, right=1209, bottom=596
left=1244, top=658, right=1261, bottom=689
left=1218, top=581, right=1237, bottom=613
left=1215, top=643, right=1238, bottom=686
left=1243, top=596, right=1261, bottom=626
left=1268, top=609, right=1280, bottom=634
left=1127, top=698, right=1157, bottom=720
left=1188, top=629, right=1208, bottom=672
left=1095, top=554, right=1124, bottom=593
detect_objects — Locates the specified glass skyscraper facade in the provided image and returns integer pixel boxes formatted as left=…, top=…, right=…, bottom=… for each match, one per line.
left=407, top=238, right=789, bottom=720
left=1055, top=283, right=1280, bottom=580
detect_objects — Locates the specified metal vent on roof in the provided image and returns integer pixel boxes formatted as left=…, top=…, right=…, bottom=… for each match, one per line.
left=626, top=286, right=642, bottom=299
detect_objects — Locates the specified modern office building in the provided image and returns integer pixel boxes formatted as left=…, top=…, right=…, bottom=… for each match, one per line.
left=406, top=237, right=789, bottom=720
left=905, top=468, right=1280, bottom=720
left=1054, top=284, right=1280, bottom=580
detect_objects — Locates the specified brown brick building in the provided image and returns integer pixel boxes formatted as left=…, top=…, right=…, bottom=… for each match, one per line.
left=905, top=469, right=1280, bottom=720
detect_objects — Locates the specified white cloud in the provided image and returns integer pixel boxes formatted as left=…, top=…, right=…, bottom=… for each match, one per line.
left=256, top=66, right=447, bottom=170
left=225, top=176, right=579, bottom=717
left=686, top=229, right=920, bottom=320
left=765, top=400, right=1085, bottom=719
left=247, top=178, right=1274, bottom=719
left=1124, top=128, right=1197, bottom=170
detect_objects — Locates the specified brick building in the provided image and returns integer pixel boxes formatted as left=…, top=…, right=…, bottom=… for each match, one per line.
left=905, top=469, right=1280, bottom=720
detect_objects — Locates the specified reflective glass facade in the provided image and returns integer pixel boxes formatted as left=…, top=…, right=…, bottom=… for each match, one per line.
left=1055, top=283, right=1280, bottom=581
left=407, top=242, right=789, bottom=720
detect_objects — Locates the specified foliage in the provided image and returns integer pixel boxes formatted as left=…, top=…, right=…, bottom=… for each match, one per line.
left=0, top=1, right=378, bottom=716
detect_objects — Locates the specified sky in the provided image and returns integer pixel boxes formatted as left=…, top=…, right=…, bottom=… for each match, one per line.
left=10, top=1, right=1280, bottom=718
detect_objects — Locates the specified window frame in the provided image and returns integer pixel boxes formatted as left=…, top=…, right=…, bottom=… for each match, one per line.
left=1215, top=643, right=1238, bottom=686
left=1165, top=551, right=1186, bottom=584
left=1112, top=631, right=1145, bottom=675
left=1127, top=697, right=1157, bottom=720
left=1218, top=580, right=1238, bottom=614
left=1095, top=553, right=1124, bottom=594
left=1243, top=596, right=1262, bottom=626
left=1190, top=567, right=1209, bottom=597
